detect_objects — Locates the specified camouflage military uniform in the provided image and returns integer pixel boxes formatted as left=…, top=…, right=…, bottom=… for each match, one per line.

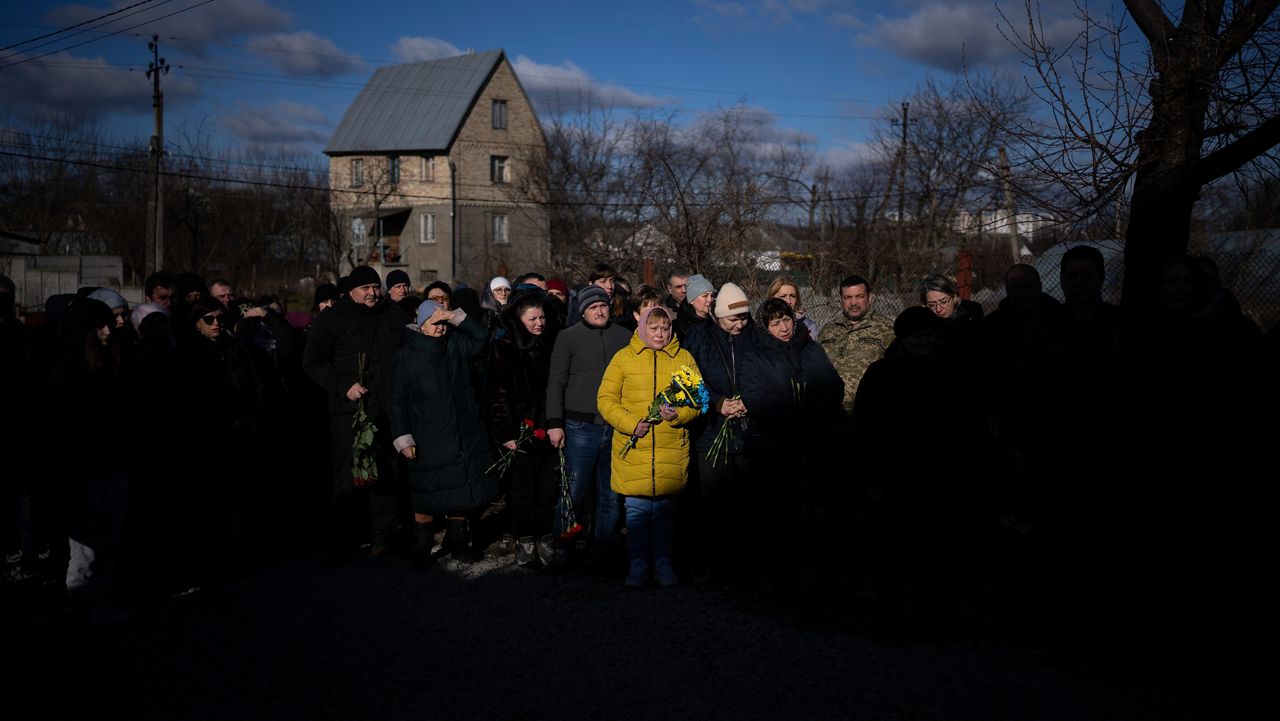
left=817, top=310, right=895, bottom=414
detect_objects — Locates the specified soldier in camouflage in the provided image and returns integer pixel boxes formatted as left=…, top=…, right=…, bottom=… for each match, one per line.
left=818, top=274, right=894, bottom=414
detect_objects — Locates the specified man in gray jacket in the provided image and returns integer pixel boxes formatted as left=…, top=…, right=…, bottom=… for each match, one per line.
left=545, top=285, right=631, bottom=558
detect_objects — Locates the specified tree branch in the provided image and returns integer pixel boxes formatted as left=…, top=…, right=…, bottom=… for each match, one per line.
left=1216, top=0, right=1280, bottom=68
left=1196, top=113, right=1280, bottom=185
left=1122, top=0, right=1176, bottom=45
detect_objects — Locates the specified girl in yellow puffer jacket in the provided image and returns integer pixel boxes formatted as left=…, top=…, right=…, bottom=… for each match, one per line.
left=598, top=306, right=703, bottom=588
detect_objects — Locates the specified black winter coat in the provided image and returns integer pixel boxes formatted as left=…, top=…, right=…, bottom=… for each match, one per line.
left=303, top=296, right=407, bottom=417
left=488, top=331, right=555, bottom=447
left=388, top=317, right=497, bottom=515
left=683, top=319, right=757, bottom=453
left=738, top=327, right=845, bottom=457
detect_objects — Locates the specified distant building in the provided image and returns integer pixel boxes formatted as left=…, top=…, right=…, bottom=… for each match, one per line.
left=324, top=49, right=549, bottom=286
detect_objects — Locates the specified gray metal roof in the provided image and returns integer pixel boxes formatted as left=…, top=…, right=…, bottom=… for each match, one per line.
left=324, top=50, right=503, bottom=155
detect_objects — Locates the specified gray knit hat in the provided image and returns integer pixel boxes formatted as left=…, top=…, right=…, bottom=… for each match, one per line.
left=685, top=274, right=714, bottom=300
left=88, top=287, right=128, bottom=311
left=576, top=285, right=610, bottom=316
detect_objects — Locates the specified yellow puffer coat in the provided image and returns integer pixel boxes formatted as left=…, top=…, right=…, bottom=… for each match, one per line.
left=597, top=332, right=702, bottom=497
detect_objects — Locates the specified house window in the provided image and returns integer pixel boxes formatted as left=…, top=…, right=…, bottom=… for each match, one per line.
left=350, top=158, right=364, bottom=187
left=490, top=155, right=509, bottom=184
left=351, top=218, right=367, bottom=250
left=421, top=155, right=434, bottom=182
left=388, top=156, right=400, bottom=186
left=492, top=213, right=509, bottom=245
left=419, top=213, right=436, bottom=244
left=492, top=99, right=508, bottom=130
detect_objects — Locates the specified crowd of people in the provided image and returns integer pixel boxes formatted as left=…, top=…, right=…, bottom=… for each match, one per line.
left=0, top=249, right=1276, bottom=666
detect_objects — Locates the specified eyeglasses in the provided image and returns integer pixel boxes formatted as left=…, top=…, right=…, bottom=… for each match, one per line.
left=200, top=314, right=223, bottom=325
left=925, top=297, right=954, bottom=310
left=427, top=293, right=448, bottom=303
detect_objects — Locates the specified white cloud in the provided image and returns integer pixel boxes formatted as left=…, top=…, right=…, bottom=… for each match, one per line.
left=855, top=1, right=1081, bottom=71
left=390, top=36, right=463, bottom=63
left=0, top=51, right=200, bottom=119
left=247, top=31, right=365, bottom=77
left=819, top=139, right=879, bottom=171
left=220, top=100, right=331, bottom=149
left=511, top=55, right=674, bottom=111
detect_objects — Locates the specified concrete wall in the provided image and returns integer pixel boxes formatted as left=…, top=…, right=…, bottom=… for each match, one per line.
left=1, top=255, right=133, bottom=309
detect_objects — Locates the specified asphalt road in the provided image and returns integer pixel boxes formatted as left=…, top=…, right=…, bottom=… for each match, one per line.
left=6, top=551, right=1259, bottom=721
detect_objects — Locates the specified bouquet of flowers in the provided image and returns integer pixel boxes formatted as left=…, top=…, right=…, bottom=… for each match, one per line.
left=704, top=396, right=743, bottom=469
left=352, top=352, right=378, bottom=487
left=555, top=448, right=582, bottom=541
left=487, top=418, right=546, bottom=477
left=620, top=365, right=710, bottom=458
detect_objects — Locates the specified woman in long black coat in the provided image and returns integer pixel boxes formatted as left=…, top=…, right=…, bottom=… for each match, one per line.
left=488, top=293, right=560, bottom=566
left=389, top=301, right=496, bottom=566
left=736, top=298, right=845, bottom=600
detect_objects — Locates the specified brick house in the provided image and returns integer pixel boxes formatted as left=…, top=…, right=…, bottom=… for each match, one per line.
left=324, top=49, right=548, bottom=286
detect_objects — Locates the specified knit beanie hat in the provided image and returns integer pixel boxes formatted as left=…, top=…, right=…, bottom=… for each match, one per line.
left=386, top=269, right=411, bottom=289
left=546, top=278, right=568, bottom=295
left=576, top=285, right=610, bottom=317
left=489, top=276, right=512, bottom=291
left=685, top=274, right=714, bottom=300
left=88, top=287, right=128, bottom=311
left=348, top=265, right=381, bottom=289
left=714, top=282, right=750, bottom=319
left=313, top=282, right=340, bottom=307
left=414, top=300, right=443, bottom=327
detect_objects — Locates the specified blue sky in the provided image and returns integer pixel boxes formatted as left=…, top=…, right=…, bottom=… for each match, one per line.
left=0, top=0, right=1101, bottom=166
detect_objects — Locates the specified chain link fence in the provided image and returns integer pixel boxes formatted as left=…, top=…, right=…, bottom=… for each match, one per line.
left=642, top=236, right=1280, bottom=336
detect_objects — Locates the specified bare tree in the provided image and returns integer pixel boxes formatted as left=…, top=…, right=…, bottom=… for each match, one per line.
left=998, top=0, right=1280, bottom=307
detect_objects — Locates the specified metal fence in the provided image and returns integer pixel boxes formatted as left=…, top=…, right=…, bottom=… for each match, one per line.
left=713, top=238, right=1280, bottom=336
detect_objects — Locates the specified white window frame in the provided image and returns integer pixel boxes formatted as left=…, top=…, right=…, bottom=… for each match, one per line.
left=351, top=218, right=368, bottom=251
left=419, top=213, right=436, bottom=244
left=490, top=155, right=509, bottom=184
left=421, top=155, right=434, bottom=182
left=492, top=213, right=509, bottom=245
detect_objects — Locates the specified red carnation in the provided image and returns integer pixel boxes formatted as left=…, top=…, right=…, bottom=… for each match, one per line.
left=523, top=418, right=535, bottom=428
left=533, top=428, right=547, bottom=441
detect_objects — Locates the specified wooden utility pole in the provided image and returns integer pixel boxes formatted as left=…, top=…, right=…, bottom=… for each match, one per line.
left=997, top=146, right=1021, bottom=263
left=144, top=35, right=169, bottom=275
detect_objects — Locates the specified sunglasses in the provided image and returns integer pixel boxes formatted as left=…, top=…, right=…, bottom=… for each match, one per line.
left=200, top=314, right=223, bottom=325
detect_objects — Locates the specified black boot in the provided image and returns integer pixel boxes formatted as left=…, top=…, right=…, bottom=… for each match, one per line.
left=444, top=518, right=482, bottom=563
left=410, top=521, right=435, bottom=570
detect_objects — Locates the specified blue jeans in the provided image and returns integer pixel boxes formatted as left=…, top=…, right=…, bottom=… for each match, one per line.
left=624, top=496, right=676, bottom=562
left=560, top=419, right=621, bottom=545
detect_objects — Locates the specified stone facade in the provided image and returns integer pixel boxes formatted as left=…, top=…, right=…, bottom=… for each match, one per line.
left=328, top=55, right=549, bottom=287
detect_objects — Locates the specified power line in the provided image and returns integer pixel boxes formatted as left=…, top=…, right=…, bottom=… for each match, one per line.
left=0, top=0, right=161, bottom=53
left=0, top=0, right=215, bottom=71
left=0, top=146, right=967, bottom=207
left=0, top=1, right=176, bottom=63
left=3, top=23, right=895, bottom=109
left=177, top=65, right=884, bottom=121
